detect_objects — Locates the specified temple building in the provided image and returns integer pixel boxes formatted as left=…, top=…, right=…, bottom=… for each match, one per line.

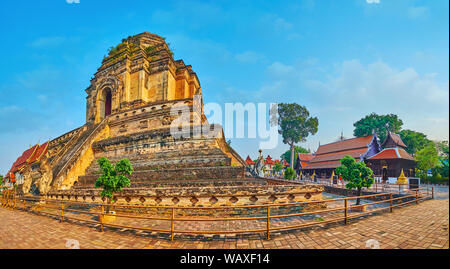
left=6, top=32, right=245, bottom=194
left=301, top=133, right=381, bottom=178
left=300, top=132, right=416, bottom=181
left=294, top=153, right=315, bottom=174
left=245, top=155, right=255, bottom=168
left=366, top=132, right=416, bottom=180
left=264, top=155, right=275, bottom=168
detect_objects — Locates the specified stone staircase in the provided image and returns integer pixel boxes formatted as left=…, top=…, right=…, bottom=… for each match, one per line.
left=51, top=123, right=99, bottom=178
left=50, top=119, right=108, bottom=189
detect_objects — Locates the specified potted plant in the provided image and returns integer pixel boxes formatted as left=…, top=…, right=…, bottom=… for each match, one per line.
left=94, top=157, right=133, bottom=223
left=336, top=155, right=374, bottom=212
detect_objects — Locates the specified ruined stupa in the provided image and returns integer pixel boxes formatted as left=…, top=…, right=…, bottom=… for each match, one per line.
left=7, top=32, right=245, bottom=194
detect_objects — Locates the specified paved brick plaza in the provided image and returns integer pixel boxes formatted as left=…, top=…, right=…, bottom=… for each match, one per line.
left=0, top=195, right=448, bottom=249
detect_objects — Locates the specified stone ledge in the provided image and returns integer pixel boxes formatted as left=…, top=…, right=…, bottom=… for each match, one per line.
left=47, top=183, right=324, bottom=207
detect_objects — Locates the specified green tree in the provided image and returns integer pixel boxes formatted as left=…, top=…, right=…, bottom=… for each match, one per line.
left=399, top=129, right=433, bottom=155
left=94, top=157, right=133, bottom=213
left=277, top=103, right=318, bottom=169
left=284, top=167, right=296, bottom=180
left=353, top=113, right=403, bottom=143
left=435, top=141, right=449, bottom=177
left=335, top=155, right=374, bottom=205
left=415, top=143, right=440, bottom=173
left=272, top=163, right=283, bottom=174
left=437, top=141, right=449, bottom=156
left=280, top=146, right=310, bottom=165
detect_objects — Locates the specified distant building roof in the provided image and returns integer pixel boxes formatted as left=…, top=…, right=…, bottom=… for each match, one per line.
left=8, top=144, right=39, bottom=174
left=303, top=135, right=379, bottom=170
left=245, top=155, right=255, bottom=165
left=265, top=155, right=275, bottom=165
left=368, top=147, right=415, bottom=161
left=300, top=161, right=309, bottom=168
left=28, top=142, right=49, bottom=164
left=7, top=142, right=49, bottom=177
left=381, top=131, right=407, bottom=149
left=298, top=153, right=314, bottom=162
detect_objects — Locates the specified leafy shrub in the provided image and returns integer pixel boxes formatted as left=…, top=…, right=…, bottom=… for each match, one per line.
left=420, top=176, right=449, bottom=185
left=284, top=167, right=296, bottom=180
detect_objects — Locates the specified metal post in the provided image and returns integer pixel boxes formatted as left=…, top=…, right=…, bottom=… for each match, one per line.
left=100, top=205, right=104, bottom=232
left=171, top=207, right=175, bottom=241
left=389, top=193, right=393, bottom=212
left=60, top=202, right=64, bottom=222
left=267, top=206, right=271, bottom=240
left=7, top=191, right=10, bottom=208
left=344, top=199, right=348, bottom=225
left=13, top=188, right=16, bottom=209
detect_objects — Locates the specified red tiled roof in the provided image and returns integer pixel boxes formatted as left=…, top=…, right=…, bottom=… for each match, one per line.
left=315, top=135, right=374, bottom=155
left=283, top=160, right=290, bottom=166
left=309, top=148, right=368, bottom=163
left=368, top=148, right=415, bottom=161
left=298, top=153, right=314, bottom=161
left=300, top=161, right=309, bottom=168
left=302, top=135, right=374, bottom=170
left=265, top=155, right=274, bottom=164
left=301, top=160, right=342, bottom=170
left=28, top=142, right=49, bottom=163
left=245, top=155, right=255, bottom=165
left=9, top=144, right=39, bottom=173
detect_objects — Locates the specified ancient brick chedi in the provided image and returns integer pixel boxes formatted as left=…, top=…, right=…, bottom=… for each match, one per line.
left=7, top=32, right=245, bottom=194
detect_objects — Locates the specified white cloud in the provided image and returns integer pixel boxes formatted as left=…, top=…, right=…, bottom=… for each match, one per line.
left=408, top=6, right=429, bottom=19
left=266, top=62, right=296, bottom=77
left=247, top=58, right=449, bottom=143
left=261, top=14, right=293, bottom=31
left=366, top=0, right=380, bottom=4
left=235, top=51, right=265, bottom=64
left=28, top=37, right=66, bottom=48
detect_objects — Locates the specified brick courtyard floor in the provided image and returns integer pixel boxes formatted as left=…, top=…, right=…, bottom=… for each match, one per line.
left=0, top=198, right=448, bottom=249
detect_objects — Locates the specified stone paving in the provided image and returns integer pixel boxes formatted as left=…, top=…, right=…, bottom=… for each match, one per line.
left=0, top=197, right=448, bottom=249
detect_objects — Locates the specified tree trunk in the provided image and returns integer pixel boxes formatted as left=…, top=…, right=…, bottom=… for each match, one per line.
left=290, top=143, right=295, bottom=169
left=106, top=197, right=111, bottom=214
left=356, top=188, right=362, bottom=205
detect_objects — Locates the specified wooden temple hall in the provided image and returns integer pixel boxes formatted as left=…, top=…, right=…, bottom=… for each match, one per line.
left=300, top=132, right=416, bottom=180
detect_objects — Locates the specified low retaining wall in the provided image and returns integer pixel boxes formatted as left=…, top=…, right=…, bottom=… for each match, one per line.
left=46, top=183, right=324, bottom=207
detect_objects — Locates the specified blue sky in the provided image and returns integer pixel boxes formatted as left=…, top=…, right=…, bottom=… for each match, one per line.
left=0, top=0, right=448, bottom=174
